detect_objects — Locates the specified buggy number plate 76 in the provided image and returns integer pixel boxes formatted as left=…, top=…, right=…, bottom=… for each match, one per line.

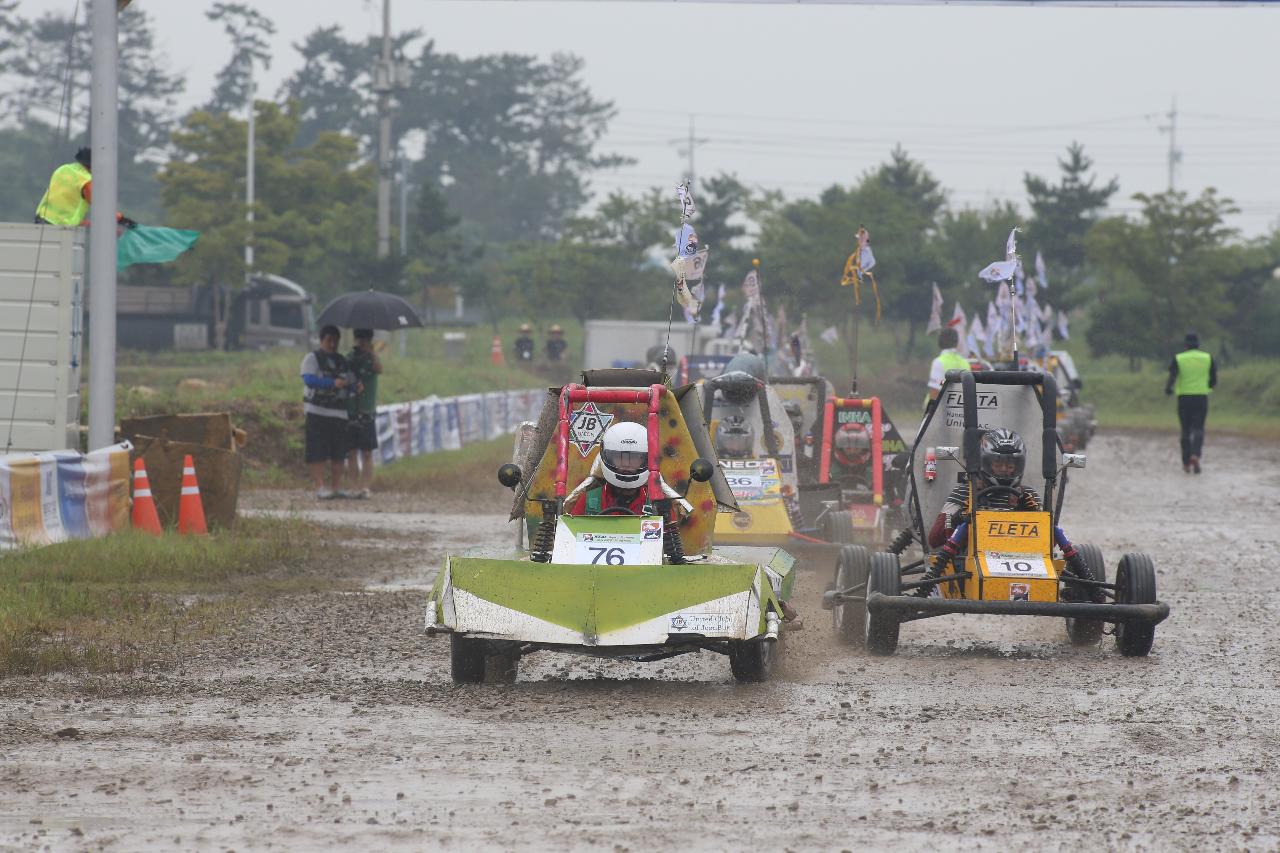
left=983, top=551, right=1050, bottom=578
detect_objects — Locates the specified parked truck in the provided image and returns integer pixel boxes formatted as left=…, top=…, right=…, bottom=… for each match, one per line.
left=115, top=273, right=313, bottom=352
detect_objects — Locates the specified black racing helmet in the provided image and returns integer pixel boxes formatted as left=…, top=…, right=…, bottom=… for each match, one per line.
left=715, top=414, right=755, bottom=459
left=979, top=428, right=1026, bottom=487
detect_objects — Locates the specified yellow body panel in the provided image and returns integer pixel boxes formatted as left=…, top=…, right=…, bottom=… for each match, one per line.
left=714, top=497, right=794, bottom=544
left=523, top=396, right=718, bottom=555
left=939, top=510, right=1062, bottom=602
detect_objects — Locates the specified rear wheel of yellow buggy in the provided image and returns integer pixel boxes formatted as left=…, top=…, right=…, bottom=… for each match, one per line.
left=1065, top=543, right=1107, bottom=646
left=729, top=635, right=778, bottom=683
left=833, top=545, right=870, bottom=644
left=1115, top=553, right=1157, bottom=657
left=823, top=511, right=856, bottom=545
left=864, top=553, right=901, bottom=656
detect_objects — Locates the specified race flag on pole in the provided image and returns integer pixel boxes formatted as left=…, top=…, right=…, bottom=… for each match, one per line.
left=840, top=225, right=881, bottom=322
left=742, top=269, right=760, bottom=299
left=978, top=226, right=1021, bottom=283
left=820, top=325, right=839, bottom=345
left=676, top=182, right=695, bottom=221
left=926, top=283, right=944, bottom=333
left=674, top=222, right=699, bottom=258
left=986, top=301, right=1000, bottom=336
left=710, top=282, right=726, bottom=328
left=1035, top=250, right=1048, bottom=289
left=948, top=303, right=967, bottom=353
left=1025, top=269, right=1036, bottom=301
left=1057, top=310, right=1070, bottom=340
left=1041, top=301, right=1055, bottom=324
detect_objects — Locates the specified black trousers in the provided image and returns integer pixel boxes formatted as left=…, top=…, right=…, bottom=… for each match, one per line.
left=1177, top=395, right=1208, bottom=465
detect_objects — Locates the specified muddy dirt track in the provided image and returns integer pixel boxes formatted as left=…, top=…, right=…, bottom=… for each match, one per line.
left=2, top=432, right=1278, bottom=851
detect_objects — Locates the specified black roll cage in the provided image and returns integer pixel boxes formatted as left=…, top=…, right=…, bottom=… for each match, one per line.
left=905, top=369, right=1066, bottom=550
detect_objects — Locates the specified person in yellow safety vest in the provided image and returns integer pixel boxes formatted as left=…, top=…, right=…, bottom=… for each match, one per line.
left=925, top=326, right=970, bottom=411
left=1165, top=331, right=1216, bottom=474
left=34, top=147, right=135, bottom=228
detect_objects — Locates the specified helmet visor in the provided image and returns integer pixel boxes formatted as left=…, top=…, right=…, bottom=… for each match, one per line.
left=603, top=448, right=648, bottom=476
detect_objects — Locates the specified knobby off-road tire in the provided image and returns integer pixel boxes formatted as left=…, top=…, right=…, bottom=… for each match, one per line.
left=450, top=636, right=521, bottom=684
left=1065, top=543, right=1107, bottom=646
left=1115, top=553, right=1157, bottom=657
left=823, top=510, right=856, bottom=545
left=833, top=545, right=871, bottom=645
left=729, top=635, right=778, bottom=683
left=864, top=552, right=901, bottom=656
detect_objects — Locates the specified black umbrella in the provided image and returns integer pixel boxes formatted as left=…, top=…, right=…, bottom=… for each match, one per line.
left=316, top=289, right=424, bottom=331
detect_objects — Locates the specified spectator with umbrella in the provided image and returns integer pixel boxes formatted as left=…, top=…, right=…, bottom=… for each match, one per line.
left=312, top=289, right=423, bottom=496
left=300, top=325, right=353, bottom=499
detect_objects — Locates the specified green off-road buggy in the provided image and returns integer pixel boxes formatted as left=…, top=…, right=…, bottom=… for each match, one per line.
left=425, top=369, right=798, bottom=683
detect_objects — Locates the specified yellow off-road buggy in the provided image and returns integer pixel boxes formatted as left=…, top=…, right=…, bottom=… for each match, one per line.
left=824, top=369, right=1169, bottom=656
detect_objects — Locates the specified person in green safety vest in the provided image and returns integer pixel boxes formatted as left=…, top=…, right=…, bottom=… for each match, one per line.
left=925, top=326, right=970, bottom=411
left=1165, top=331, right=1216, bottom=474
left=34, top=147, right=135, bottom=228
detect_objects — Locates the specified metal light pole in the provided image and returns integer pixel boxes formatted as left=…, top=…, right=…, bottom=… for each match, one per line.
left=376, top=0, right=393, bottom=259
left=87, top=0, right=119, bottom=450
left=245, top=62, right=255, bottom=276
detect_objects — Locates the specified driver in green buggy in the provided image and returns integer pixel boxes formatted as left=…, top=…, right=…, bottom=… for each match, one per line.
left=569, top=422, right=688, bottom=517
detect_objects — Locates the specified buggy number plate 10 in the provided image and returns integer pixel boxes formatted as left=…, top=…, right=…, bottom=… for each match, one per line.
left=983, top=551, right=1049, bottom=578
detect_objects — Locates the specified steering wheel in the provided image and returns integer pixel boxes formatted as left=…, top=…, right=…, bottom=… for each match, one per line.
left=972, top=485, right=1021, bottom=507
left=600, top=506, right=642, bottom=516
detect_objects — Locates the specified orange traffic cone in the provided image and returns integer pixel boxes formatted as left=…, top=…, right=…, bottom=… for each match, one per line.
left=131, top=458, right=162, bottom=535
left=177, top=454, right=208, bottom=535
left=490, top=336, right=505, bottom=366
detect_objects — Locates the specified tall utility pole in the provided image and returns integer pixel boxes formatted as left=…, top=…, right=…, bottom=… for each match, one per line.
left=375, top=0, right=394, bottom=259
left=87, top=0, right=119, bottom=450
left=671, top=114, right=708, bottom=186
left=1158, top=97, right=1182, bottom=192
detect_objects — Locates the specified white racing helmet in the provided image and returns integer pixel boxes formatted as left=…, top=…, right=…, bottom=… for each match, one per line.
left=600, top=422, right=650, bottom=489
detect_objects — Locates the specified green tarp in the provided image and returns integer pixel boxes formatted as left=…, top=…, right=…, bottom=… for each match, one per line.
left=117, top=224, right=200, bottom=270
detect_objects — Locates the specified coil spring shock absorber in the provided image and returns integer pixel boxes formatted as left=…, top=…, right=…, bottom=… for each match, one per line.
left=530, top=516, right=556, bottom=563
left=663, top=523, right=686, bottom=565
left=913, top=551, right=949, bottom=598
left=888, top=527, right=914, bottom=556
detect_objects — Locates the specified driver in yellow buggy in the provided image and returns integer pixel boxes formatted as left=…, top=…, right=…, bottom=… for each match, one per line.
left=923, top=427, right=1100, bottom=601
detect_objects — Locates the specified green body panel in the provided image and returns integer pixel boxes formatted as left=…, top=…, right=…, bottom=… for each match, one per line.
left=448, top=557, right=760, bottom=635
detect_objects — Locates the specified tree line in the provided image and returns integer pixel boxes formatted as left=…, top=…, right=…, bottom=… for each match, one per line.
left=0, top=2, right=1276, bottom=361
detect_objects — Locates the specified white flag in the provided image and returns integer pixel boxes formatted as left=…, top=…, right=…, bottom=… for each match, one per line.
left=710, top=282, right=726, bottom=328
left=674, top=223, right=699, bottom=258
left=949, top=303, right=967, bottom=354
left=986, top=301, right=999, bottom=335
left=1041, top=301, right=1055, bottom=324
left=1005, top=226, right=1019, bottom=261
left=969, top=314, right=986, bottom=346
left=741, top=269, right=760, bottom=299
left=979, top=260, right=1019, bottom=283
left=1035, top=251, right=1048, bottom=288
left=1025, top=272, right=1037, bottom=302
left=1026, top=294, right=1042, bottom=326
left=671, top=247, right=710, bottom=283
left=926, top=283, right=944, bottom=333
left=676, top=182, right=695, bottom=220
left=820, top=325, right=839, bottom=345
left=1057, top=310, right=1070, bottom=340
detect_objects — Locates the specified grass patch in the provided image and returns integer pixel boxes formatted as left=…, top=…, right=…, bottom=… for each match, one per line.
left=0, top=516, right=340, bottom=676
left=372, top=434, right=516, bottom=494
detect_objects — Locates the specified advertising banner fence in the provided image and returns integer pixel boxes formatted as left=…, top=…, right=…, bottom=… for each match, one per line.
left=0, top=442, right=132, bottom=550
left=373, top=388, right=544, bottom=465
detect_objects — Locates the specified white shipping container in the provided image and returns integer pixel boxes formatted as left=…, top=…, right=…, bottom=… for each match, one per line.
left=0, top=223, right=84, bottom=453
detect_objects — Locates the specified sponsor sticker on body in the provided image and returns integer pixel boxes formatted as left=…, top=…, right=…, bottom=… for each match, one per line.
left=552, top=515, right=664, bottom=565
left=668, top=613, right=733, bottom=634
left=720, top=458, right=781, bottom=504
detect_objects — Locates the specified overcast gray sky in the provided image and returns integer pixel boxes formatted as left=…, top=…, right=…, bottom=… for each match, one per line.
left=24, top=0, right=1280, bottom=235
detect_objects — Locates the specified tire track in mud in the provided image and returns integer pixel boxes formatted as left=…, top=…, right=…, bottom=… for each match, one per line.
left=1, top=432, right=1278, bottom=850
